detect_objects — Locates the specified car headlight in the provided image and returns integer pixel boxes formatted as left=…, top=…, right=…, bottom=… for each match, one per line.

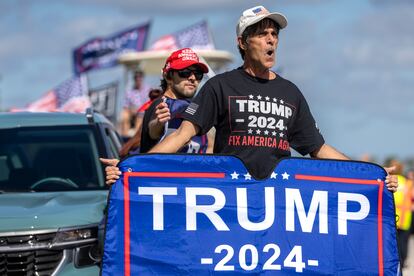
left=54, top=227, right=97, bottom=243
left=53, top=225, right=101, bottom=267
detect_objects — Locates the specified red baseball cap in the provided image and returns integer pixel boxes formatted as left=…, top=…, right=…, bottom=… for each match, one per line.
left=163, top=48, right=209, bottom=74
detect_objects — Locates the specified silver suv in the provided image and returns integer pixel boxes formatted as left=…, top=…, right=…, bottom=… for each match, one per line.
left=0, top=109, right=121, bottom=275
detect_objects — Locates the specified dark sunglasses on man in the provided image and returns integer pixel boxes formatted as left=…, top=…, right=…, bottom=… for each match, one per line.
left=176, top=68, right=204, bottom=81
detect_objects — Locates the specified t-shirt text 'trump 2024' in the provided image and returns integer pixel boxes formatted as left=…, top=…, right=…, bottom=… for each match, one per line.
left=183, top=68, right=324, bottom=179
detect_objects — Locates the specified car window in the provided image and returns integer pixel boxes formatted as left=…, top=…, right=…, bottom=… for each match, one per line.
left=0, top=125, right=105, bottom=192
left=105, top=127, right=121, bottom=159
left=0, top=155, right=9, bottom=182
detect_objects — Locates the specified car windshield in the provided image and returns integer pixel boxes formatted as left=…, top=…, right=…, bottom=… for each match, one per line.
left=0, top=126, right=105, bottom=192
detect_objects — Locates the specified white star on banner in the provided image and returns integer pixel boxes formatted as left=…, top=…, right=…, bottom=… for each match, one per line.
left=265, top=96, right=270, bottom=101
left=244, top=173, right=252, bottom=180
left=282, top=172, right=290, bottom=180
left=256, top=129, right=261, bottom=134
left=271, top=172, right=278, bottom=179
left=264, top=130, right=269, bottom=135
left=273, top=98, right=277, bottom=102
left=280, top=100, right=284, bottom=104
left=272, top=131, right=277, bottom=136
left=231, top=171, right=239, bottom=179
left=257, top=95, right=262, bottom=100
left=249, top=94, right=254, bottom=99
left=248, top=129, right=253, bottom=134
left=279, top=133, right=284, bottom=137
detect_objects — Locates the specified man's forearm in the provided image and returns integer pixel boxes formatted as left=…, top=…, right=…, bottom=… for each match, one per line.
left=311, top=143, right=350, bottom=160
left=149, top=120, right=199, bottom=153
left=148, top=119, right=165, bottom=140
left=149, top=130, right=188, bottom=153
left=206, top=128, right=216, bottom=154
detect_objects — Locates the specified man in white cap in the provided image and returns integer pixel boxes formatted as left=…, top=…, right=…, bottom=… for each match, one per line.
left=104, top=6, right=397, bottom=191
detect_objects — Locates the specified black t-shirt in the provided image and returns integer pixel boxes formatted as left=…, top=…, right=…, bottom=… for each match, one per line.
left=182, top=68, right=324, bottom=179
left=140, top=97, right=208, bottom=153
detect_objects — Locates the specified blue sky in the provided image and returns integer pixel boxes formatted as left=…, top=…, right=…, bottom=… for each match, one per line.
left=1, top=0, right=413, bottom=163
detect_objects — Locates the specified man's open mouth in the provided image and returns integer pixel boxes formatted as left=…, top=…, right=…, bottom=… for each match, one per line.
left=266, top=49, right=274, bottom=57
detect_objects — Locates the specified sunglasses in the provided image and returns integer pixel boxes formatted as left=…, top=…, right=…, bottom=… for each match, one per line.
left=176, top=68, right=204, bottom=80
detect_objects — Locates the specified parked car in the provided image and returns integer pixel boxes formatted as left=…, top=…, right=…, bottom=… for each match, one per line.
left=0, top=109, right=122, bottom=276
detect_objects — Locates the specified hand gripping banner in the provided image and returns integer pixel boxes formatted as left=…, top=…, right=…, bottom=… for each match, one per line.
left=102, top=155, right=399, bottom=275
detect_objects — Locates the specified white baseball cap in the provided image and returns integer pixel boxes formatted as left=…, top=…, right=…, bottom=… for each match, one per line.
left=236, top=6, right=288, bottom=37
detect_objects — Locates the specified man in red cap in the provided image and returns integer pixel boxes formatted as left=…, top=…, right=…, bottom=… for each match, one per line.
left=139, top=48, right=210, bottom=153
left=102, top=47, right=211, bottom=167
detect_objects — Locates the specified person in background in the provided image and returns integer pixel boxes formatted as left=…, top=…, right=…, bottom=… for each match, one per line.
left=387, top=158, right=413, bottom=268
left=360, top=153, right=373, bottom=163
left=408, top=170, right=414, bottom=264
left=120, top=70, right=151, bottom=136
left=119, top=88, right=163, bottom=157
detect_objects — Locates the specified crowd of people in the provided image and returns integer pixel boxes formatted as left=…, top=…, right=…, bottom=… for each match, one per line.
left=102, top=4, right=406, bottom=269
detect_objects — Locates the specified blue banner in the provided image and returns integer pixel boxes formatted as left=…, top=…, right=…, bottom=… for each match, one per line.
left=102, top=155, right=399, bottom=275
left=73, top=22, right=150, bottom=75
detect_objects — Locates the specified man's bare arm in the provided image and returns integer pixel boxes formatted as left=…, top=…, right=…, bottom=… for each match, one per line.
left=206, top=127, right=216, bottom=154
left=148, top=100, right=171, bottom=139
left=149, top=120, right=199, bottom=153
left=148, top=118, right=166, bottom=140
left=311, top=143, right=397, bottom=192
left=311, top=143, right=349, bottom=160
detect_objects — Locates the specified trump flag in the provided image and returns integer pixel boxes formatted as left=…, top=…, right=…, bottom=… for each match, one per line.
left=102, top=155, right=399, bottom=275
left=73, top=22, right=150, bottom=75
